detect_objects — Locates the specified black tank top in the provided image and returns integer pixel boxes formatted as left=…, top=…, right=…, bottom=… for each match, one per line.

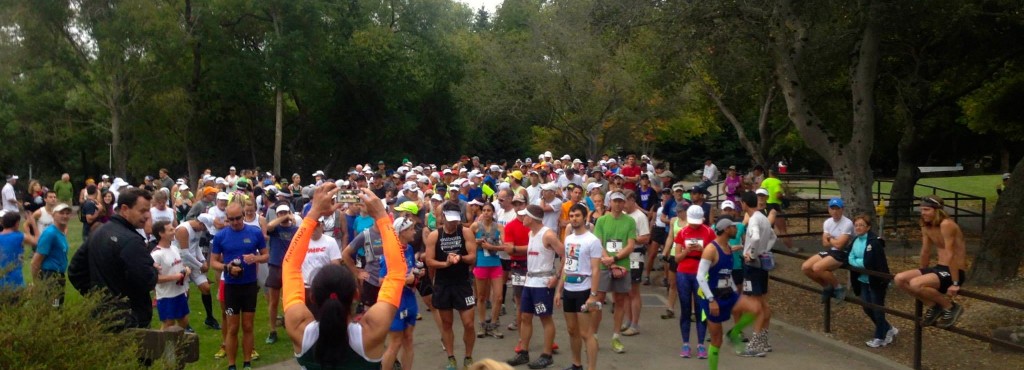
left=434, top=226, right=469, bottom=283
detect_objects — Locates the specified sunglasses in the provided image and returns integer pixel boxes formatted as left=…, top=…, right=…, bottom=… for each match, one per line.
left=226, top=215, right=243, bottom=222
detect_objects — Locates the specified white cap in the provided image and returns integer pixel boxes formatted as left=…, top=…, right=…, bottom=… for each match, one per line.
left=431, top=194, right=444, bottom=202
left=468, top=199, right=485, bottom=206
left=53, top=203, right=71, bottom=213
left=417, top=177, right=430, bottom=184
left=175, top=179, right=185, bottom=185
left=178, top=184, right=190, bottom=191
left=229, top=166, right=236, bottom=171
left=443, top=210, right=462, bottom=222
left=113, top=177, right=127, bottom=186
left=544, top=151, right=552, bottom=158
left=497, top=182, right=511, bottom=191
left=561, top=154, right=571, bottom=161
left=459, top=168, right=467, bottom=173
left=573, top=158, right=582, bottom=164
left=393, top=217, right=414, bottom=232
left=216, top=192, right=229, bottom=201
left=197, top=214, right=215, bottom=230
left=1003, top=173, right=1012, bottom=180
left=608, top=191, right=625, bottom=201
left=443, top=169, right=453, bottom=175
left=542, top=182, right=559, bottom=191
left=275, top=205, right=291, bottom=214
left=397, top=166, right=409, bottom=174
left=216, top=177, right=226, bottom=185
left=403, top=181, right=418, bottom=192
left=686, top=205, right=705, bottom=224
left=755, top=188, right=769, bottom=196
left=586, top=182, right=602, bottom=192
left=720, top=200, right=735, bottom=210
left=489, top=165, right=501, bottom=172
left=312, top=170, right=325, bottom=177
left=101, top=174, right=110, bottom=180
left=335, top=180, right=349, bottom=188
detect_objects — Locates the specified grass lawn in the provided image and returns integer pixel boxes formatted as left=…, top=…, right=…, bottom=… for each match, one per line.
left=785, top=174, right=1003, bottom=210
left=19, top=218, right=295, bottom=369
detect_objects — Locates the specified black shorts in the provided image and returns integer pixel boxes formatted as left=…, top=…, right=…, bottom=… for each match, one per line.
left=361, top=281, right=381, bottom=307
left=417, top=274, right=434, bottom=297
left=501, top=259, right=512, bottom=272
left=766, top=203, right=783, bottom=217
left=223, top=282, right=259, bottom=315
left=561, top=289, right=591, bottom=314
left=432, top=281, right=476, bottom=311
left=651, top=226, right=668, bottom=246
left=731, top=268, right=744, bottom=289
left=630, top=246, right=646, bottom=283
left=742, top=265, right=769, bottom=296
left=265, top=265, right=283, bottom=289
left=920, top=265, right=965, bottom=294
left=816, top=249, right=849, bottom=265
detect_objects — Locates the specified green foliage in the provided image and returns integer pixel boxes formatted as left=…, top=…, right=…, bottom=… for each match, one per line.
left=960, top=65, right=1024, bottom=141
left=0, top=285, right=174, bottom=369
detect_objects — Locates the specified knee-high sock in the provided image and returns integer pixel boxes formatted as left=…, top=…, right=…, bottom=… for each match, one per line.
left=733, top=313, right=755, bottom=334
left=708, top=345, right=720, bottom=370
left=202, top=293, right=214, bottom=319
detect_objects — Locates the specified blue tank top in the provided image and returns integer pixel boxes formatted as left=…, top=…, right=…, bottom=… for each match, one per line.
left=475, top=223, right=502, bottom=267
left=706, top=241, right=735, bottom=297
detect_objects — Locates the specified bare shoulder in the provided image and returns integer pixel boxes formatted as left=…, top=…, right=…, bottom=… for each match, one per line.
left=939, top=218, right=962, bottom=234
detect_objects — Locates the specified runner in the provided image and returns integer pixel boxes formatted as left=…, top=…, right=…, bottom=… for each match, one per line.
left=22, top=190, right=56, bottom=246
left=697, top=217, right=747, bottom=370
left=556, top=203, right=603, bottom=370
left=30, top=203, right=72, bottom=308
left=673, top=205, right=715, bottom=359
left=173, top=215, right=219, bottom=330
left=473, top=202, right=506, bottom=339
left=592, top=190, right=636, bottom=354
left=505, top=204, right=563, bottom=369
left=425, top=201, right=479, bottom=370
left=381, top=217, right=420, bottom=370
left=504, top=193, right=530, bottom=333
left=738, top=191, right=776, bottom=357
left=533, top=183, right=563, bottom=232
left=894, top=195, right=967, bottom=328
left=801, top=197, right=853, bottom=304
left=620, top=190, right=650, bottom=337
left=264, top=204, right=301, bottom=344
left=151, top=220, right=191, bottom=330
left=210, top=203, right=269, bottom=370
left=759, top=170, right=798, bottom=252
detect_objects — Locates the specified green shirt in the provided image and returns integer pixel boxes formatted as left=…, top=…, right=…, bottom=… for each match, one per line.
left=761, top=177, right=783, bottom=205
left=593, top=213, right=637, bottom=269
left=52, top=180, right=73, bottom=204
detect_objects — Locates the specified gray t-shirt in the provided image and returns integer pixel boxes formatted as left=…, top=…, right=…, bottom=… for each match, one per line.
left=744, top=211, right=776, bottom=257
left=348, top=228, right=384, bottom=286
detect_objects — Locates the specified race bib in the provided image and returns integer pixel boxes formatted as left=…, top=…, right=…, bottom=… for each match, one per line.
left=717, top=277, right=732, bottom=289
left=686, top=238, right=702, bottom=250
left=629, top=252, right=641, bottom=269
left=511, top=272, right=527, bottom=286
left=534, top=302, right=547, bottom=314
left=399, top=309, right=408, bottom=319
left=465, top=295, right=476, bottom=306
left=606, top=239, right=623, bottom=253
left=743, top=280, right=753, bottom=293
left=565, top=256, right=579, bottom=273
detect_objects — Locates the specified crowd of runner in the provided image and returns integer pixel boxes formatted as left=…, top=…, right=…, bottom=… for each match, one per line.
left=0, top=151, right=968, bottom=370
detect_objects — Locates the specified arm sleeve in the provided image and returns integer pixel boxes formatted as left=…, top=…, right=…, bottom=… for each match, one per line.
left=374, top=217, right=407, bottom=309
left=696, top=258, right=715, bottom=300
left=282, top=216, right=317, bottom=311
left=180, top=249, right=202, bottom=270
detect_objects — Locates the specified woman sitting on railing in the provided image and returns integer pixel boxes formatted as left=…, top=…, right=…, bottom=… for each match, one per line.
left=846, top=214, right=896, bottom=348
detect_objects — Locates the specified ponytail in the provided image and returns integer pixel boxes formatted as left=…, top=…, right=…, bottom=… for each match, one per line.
left=309, top=264, right=357, bottom=366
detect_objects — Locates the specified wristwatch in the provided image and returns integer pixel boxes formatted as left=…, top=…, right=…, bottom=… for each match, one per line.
left=590, top=292, right=598, bottom=297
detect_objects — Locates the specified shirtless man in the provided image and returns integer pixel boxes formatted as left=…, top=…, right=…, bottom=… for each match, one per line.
left=894, top=195, right=966, bottom=329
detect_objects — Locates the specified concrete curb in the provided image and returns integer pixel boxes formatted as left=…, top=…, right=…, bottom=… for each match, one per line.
left=771, top=318, right=912, bottom=370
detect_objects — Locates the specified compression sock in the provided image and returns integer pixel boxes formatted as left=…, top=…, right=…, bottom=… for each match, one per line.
left=734, top=313, right=755, bottom=333
left=202, top=293, right=214, bottom=318
left=709, top=344, right=720, bottom=369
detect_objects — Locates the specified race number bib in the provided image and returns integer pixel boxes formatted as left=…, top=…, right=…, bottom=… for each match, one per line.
left=686, top=238, right=702, bottom=250
left=629, top=252, right=642, bottom=269
left=511, top=272, right=527, bottom=286
left=743, top=280, right=753, bottom=293
left=606, top=239, right=623, bottom=253
left=717, top=270, right=732, bottom=289
left=399, top=309, right=408, bottom=320
left=465, top=295, right=476, bottom=306
left=534, top=302, right=547, bottom=315
left=565, top=256, right=580, bottom=273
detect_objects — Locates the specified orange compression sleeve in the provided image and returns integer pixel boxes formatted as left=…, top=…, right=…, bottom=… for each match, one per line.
left=282, top=216, right=317, bottom=311
left=374, top=217, right=407, bottom=309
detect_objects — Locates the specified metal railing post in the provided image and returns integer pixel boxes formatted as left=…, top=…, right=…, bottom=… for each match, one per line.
left=914, top=300, right=923, bottom=370
left=982, top=198, right=987, bottom=231
left=823, top=294, right=832, bottom=334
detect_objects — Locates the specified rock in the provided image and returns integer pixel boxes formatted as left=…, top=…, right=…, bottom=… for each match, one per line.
left=991, top=326, right=1024, bottom=353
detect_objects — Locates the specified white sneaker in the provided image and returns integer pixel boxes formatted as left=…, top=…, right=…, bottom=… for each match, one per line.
left=865, top=338, right=886, bottom=348
left=884, top=327, right=899, bottom=345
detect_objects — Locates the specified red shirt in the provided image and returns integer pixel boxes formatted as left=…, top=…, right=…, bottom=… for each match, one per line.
left=620, top=165, right=641, bottom=191
left=504, top=218, right=530, bottom=261
left=674, top=224, right=715, bottom=274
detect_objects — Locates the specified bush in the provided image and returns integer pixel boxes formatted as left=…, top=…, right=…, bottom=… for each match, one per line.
left=0, top=285, right=174, bottom=369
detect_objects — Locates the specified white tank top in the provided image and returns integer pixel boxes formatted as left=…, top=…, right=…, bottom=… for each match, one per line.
left=150, top=206, right=175, bottom=224
left=525, top=226, right=556, bottom=288
left=244, top=215, right=262, bottom=229
left=37, top=207, right=54, bottom=233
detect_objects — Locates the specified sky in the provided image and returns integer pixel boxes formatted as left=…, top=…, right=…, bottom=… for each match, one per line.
left=458, top=0, right=502, bottom=13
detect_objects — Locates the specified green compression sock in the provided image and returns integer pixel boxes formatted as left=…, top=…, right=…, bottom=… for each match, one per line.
left=709, top=344, right=720, bottom=370
left=734, top=313, right=755, bottom=333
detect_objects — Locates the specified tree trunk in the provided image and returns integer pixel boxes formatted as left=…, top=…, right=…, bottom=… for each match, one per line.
left=968, top=156, right=1024, bottom=284
left=274, top=88, right=283, bottom=175
left=185, top=0, right=200, bottom=185
left=772, top=0, right=881, bottom=216
left=111, top=106, right=127, bottom=178
left=889, top=123, right=922, bottom=217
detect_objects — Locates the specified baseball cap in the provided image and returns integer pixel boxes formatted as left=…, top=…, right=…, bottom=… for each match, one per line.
left=1003, top=173, right=1012, bottom=180
left=203, top=186, right=218, bottom=196
left=755, top=188, right=769, bottom=196
left=511, top=193, right=527, bottom=204
left=490, top=165, right=501, bottom=172
left=542, top=182, right=559, bottom=192
left=689, top=186, right=710, bottom=195
left=395, top=201, right=420, bottom=215
left=229, top=166, right=236, bottom=171
left=443, top=210, right=462, bottom=222
left=403, top=181, right=418, bottom=192
left=101, top=174, right=110, bottom=180
left=509, top=171, right=523, bottom=180
left=828, top=197, right=844, bottom=208
left=715, top=217, right=739, bottom=234
left=720, top=200, right=736, bottom=210
left=608, top=191, right=626, bottom=202
left=686, top=205, right=705, bottom=224
left=468, top=198, right=485, bottom=206
left=393, top=217, right=415, bottom=232
left=216, top=192, right=229, bottom=201
left=53, top=203, right=71, bottom=213
left=312, top=170, right=325, bottom=177
left=442, top=169, right=453, bottom=175
left=178, top=184, right=190, bottom=191
left=275, top=204, right=291, bottom=214
left=430, top=194, right=443, bottom=202
left=586, top=182, right=602, bottom=192
left=517, top=204, right=544, bottom=221
left=561, top=154, right=571, bottom=161
left=5, top=175, right=18, bottom=180
left=672, top=183, right=686, bottom=192
left=197, top=214, right=215, bottom=230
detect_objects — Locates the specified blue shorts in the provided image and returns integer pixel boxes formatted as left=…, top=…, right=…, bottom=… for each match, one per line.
left=389, top=288, right=419, bottom=332
left=520, top=287, right=554, bottom=317
left=156, top=293, right=190, bottom=321
left=698, top=292, right=739, bottom=323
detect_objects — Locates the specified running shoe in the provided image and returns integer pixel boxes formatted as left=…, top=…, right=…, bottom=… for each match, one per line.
left=620, top=322, right=630, bottom=332
left=738, top=347, right=766, bottom=357
left=935, top=303, right=964, bottom=329
left=508, top=321, right=519, bottom=331
left=489, top=322, right=505, bottom=339
left=251, top=349, right=260, bottom=361
left=611, top=337, right=625, bottom=353
left=552, top=342, right=559, bottom=353
left=205, top=318, right=221, bottom=330
left=446, top=356, right=458, bottom=370
left=501, top=305, right=508, bottom=316
left=464, top=356, right=474, bottom=370
left=527, top=354, right=554, bottom=369
left=922, top=305, right=941, bottom=326
left=865, top=338, right=886, bottom=348
left=660, top=309, right=675, bottom=319
left=514, top=340, right=523, bottom=353
left=214, top=347, right=226, bottom=359
left=642, top=277, right=651, bottom=286
left=680, top=343, right=691, bottom=358
left=697, top=344, right=708, bottom=359
left=884, top=326, right=899, bottom=345
left=507, top=351, right=530, bottom=366
left=265, top=331, right=278, bottom=344
left=833, top=286, right=847, bottom=305
left=478, top=322, right=488, bottom=338
left=563, top=364, right=583, bottom=370
left=242, top=366, right=252, bottom=370
left=621, top=327, right=639, bottom=336
left=728, top=331, right=745, bottom=354
left=417, top=313, right=423, bottom=321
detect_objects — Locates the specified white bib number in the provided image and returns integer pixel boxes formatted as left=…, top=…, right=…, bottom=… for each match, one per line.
left=565, top=257, right=579, bottom=273
left=511, top=272, right=527, bottom=286
left=534, top=302, right=547, bottom=314
left=629, top=252, right=641, bottom=269
left=606, top=239, right=623, bottom=253
left=465, top=295, right=476, bottom=307
left=742, top=280, right=753, bottom=293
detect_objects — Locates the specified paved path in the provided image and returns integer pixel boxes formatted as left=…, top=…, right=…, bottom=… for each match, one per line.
left=258, top=283, right=908, bottom=370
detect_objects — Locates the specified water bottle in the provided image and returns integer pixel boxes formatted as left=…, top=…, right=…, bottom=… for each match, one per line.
left=230, top=258, right=243, bottom=277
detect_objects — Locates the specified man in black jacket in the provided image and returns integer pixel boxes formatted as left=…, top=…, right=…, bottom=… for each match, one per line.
left=69, top=188, right=157, bottom=331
